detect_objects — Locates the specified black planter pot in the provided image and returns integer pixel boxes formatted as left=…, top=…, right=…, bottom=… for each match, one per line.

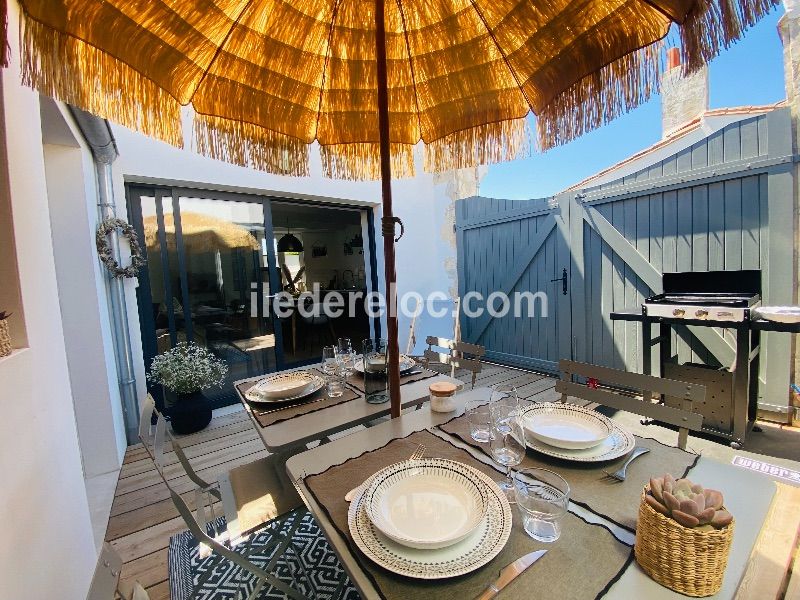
left=166, top=390, right=212, bottom=435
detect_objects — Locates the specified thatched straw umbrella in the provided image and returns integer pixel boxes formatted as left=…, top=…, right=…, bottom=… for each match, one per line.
left=15, top=0, right=778, bottom=417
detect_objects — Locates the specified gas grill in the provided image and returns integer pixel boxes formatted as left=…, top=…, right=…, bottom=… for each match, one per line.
left=612, top=270, right=766, bottom=448
left=643, top=270, right=761, bottom=323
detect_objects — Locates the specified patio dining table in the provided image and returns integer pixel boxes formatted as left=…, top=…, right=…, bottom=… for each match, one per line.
left=287, top=388, right=792, bottom=599
left=234, top=364, right=462, bottom=453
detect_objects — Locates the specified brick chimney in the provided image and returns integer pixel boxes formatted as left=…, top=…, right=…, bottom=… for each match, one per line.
left=661, top=47, right=709, bottom=138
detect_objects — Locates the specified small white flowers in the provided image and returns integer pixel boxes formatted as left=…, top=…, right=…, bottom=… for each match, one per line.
left=147, top=342, right=228, bottom=394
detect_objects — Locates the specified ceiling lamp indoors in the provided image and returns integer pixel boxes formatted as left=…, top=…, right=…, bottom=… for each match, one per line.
left=277, top=225, right=303, bottom=255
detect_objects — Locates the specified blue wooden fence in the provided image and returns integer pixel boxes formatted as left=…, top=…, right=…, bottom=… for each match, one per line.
left=456, top=107, right=796, bottom=415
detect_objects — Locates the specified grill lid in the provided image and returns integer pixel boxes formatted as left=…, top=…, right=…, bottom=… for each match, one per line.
left=661, top=270, right=761, bottom=296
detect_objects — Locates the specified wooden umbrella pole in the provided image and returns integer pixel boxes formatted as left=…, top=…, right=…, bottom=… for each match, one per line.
left=374, top=0, right=402, bottom=418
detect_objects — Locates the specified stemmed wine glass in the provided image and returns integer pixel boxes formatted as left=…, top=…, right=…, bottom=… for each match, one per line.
left=489, top=411, right=526, bottom=495
left=491, top=385, right=520, bottom=426
left=489, top=385, right=524, bottom=494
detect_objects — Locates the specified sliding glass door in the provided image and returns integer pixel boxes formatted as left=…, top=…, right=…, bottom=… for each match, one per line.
left=129, top=186, right=281, bottom=410
left=128, top=184, right=376, bottom=410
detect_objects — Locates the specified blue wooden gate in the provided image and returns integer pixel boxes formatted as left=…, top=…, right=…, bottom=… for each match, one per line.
left=456, top=107, right=796, bottom=415
left=455, top=195, right=571, bottom=373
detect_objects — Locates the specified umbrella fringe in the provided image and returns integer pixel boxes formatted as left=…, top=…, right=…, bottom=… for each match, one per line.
left=19, top=10, right=182, bottom=148
left=680, top=0, right=780, bottom=74
left=537, top=44, right=662, bottom=152
left=319, top=142, right=415, bottom=180
left=424, top=118, right=531, bottom=174
left=194, top=114, right=311, bottom=177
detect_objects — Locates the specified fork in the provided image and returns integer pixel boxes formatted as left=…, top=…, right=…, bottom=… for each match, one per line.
left=602, top=447, right=650, bottom=482
left=344, top=444, right=426, bottom=502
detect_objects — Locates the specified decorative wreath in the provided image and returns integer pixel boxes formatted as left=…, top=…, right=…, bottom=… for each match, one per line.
left=95, top=217, right=147, bottom=278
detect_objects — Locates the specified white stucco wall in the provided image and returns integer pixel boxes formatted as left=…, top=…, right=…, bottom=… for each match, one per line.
left=0, top=3, right=97, bottom=596
left=112, top=125, right=469, bottom=404
left=42, top=105, right=128, bottom=477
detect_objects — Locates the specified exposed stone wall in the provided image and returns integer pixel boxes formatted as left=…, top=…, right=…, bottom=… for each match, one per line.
left=433, top=166, right=487, bottom=299
left=779, top=10, right=800, bottom=423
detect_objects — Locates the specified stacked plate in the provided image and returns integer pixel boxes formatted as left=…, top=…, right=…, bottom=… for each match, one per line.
left=244, top=371, right=325, bottom=404
left=352, top=353, right=417, bottom=374
left=348, top=458, right=512, bottom=579
left=520, top=403, right=635, bottom=462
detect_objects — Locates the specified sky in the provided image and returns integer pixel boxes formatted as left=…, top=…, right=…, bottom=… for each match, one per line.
left=478, top=6, right=788, bottom=200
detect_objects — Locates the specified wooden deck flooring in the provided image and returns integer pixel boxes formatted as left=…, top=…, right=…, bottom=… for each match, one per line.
left=105, top=362, right=800, bottom=599
left=107, top=363, right=557, bottom=598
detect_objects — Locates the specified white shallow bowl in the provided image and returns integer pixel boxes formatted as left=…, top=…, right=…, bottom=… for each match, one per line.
left=523, top=403, right=613, bottom=450
left=363, top=458, right=489, bottom=550
left=754, top=306, right=800, bottom=324
left=348, top=465, right=511, bottom=579
left=251, top=372, right=316, bottom=400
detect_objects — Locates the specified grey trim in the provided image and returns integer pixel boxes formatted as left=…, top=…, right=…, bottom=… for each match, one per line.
left=579, top=154, right=800, bottom=205
left=68, top=105, right=140, bottom=444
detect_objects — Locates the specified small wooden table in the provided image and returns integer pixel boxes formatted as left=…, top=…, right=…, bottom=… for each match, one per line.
left=287, top=388, right=789, bottom=599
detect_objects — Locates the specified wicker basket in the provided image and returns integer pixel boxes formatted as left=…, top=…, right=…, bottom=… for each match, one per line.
left=0, top=319, right=11, bottom=357
left=635, top=487, right=734, bottom=597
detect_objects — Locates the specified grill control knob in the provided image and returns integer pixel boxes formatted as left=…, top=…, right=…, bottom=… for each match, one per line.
left=672, top=308, right=685, bottom=317
left=695, top=309, right=709, bottom=319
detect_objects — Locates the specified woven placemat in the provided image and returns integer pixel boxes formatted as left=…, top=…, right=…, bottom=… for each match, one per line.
left=236, top=379, right=360, bottom=428
left=305, top=429, right=633, bottom=600
left=438, top=413, right=699, bottom=532
left=341, top=367, right=438, bottom=393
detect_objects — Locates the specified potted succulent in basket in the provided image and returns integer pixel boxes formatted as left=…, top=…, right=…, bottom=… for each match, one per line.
left=0, top=311, right=12, bottom=358
left=147, top=342, right=228, bottom=434
left=635, top=473, right=734, bottom=597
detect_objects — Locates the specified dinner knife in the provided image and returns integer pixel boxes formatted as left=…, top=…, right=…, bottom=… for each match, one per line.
left=475, top=549, right=548, bottom=600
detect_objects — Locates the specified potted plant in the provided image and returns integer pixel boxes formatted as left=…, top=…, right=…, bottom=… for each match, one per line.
left=0, top=311, right=12, bottom=358
left=147, top=342, right=228, bottom=434
left=635, top=473, right=734, bottom=597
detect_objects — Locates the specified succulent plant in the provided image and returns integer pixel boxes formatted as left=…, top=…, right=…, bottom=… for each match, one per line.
left=645, top=474, right=733, bottom=531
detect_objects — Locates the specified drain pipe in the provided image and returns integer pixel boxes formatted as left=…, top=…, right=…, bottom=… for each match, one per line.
left=68, top=105, right=140, bottom=444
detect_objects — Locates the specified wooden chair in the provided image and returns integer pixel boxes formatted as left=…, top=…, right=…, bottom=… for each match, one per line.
left=423, top=336, right=485, bottom=389
left=555, top=359, right=705, bottom=450
left=138, top=395, right=301, bottom=543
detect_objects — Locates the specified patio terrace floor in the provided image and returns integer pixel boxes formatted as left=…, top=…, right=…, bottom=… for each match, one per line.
left=105, top=363, right=800, bottom=599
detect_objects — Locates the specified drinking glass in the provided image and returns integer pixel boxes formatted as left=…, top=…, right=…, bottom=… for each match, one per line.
left=321, top=346, right=344, bottom=397
left=514, top=468, right=570, bottom=542
left=325, top=368, right=345, bottom=398
left=336, top=337, right=355, bottom=376
left=465, top=398, right=493, bottom=443
left=489, top=414, right=526, bottom=495
left=321, top=346, right=339, bottom=375
left=362, top=338, right=388, bottom=404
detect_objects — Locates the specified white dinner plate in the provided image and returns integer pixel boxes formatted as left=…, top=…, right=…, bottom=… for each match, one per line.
left=348, top=461, right=511, bottom=579
left=353, top=354, right=416, bottom=374
left=244, top=371, right=325, bottom=404
left=362, top=458, right=489, bottom=550
left=521, top=405, right=635, bottom=462
left=754, top=306, right=800, bottom=323
left=522, top=403, right=613, bottom=450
